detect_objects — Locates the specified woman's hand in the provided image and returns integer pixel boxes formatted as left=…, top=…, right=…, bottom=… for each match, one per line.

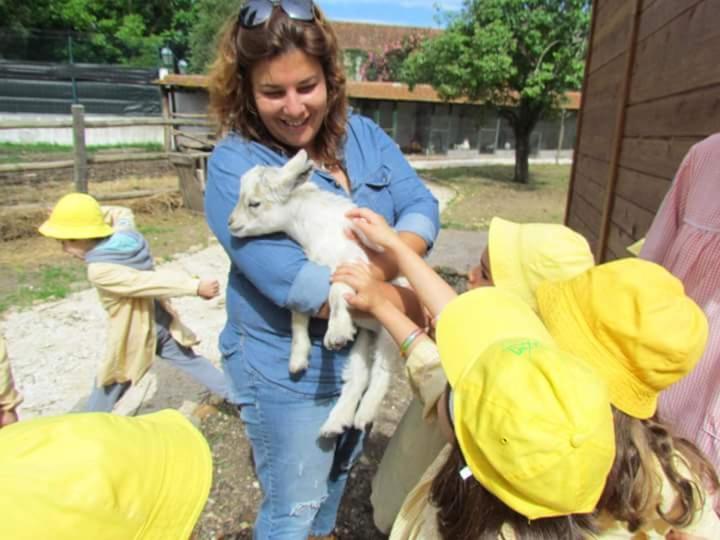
left=331, top=262, right=389, bottom=315
left=346, top=208, right=403, bottom=253
left=0, top=408, right=18, bottom=428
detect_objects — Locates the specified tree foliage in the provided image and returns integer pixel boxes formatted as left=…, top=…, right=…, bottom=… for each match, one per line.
left=402, top=0, right=590, bottom=182
left=360, top=34, right=424, bottom=82
left=186, top=0, right=240, bottom=73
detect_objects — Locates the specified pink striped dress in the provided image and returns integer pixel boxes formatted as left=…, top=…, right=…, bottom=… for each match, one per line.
left=641, top=133, right=720, bottom=482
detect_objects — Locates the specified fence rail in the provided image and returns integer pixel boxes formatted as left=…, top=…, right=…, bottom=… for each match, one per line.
left=1, top=104, right=213, bottom=195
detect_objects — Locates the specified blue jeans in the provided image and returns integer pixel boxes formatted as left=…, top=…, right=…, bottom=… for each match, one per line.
left=228, top=359, right=365, bottom=539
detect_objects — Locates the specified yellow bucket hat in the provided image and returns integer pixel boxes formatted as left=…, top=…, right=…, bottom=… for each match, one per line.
left=488, top=217, right=594, bottom=311
left=0, top=410, right=212, bottom=540
left=537, top=258, right=709, bottom=419
left=39, top=192, right=114, bottom=239
left=436, top=289, right=615, bottom=519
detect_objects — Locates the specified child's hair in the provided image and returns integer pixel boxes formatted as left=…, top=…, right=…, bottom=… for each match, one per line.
left=596, top=407, right=719, bottom=532
left=207, top=3, right=347, bottom=168
left=430, top=443, right=598, bottom=540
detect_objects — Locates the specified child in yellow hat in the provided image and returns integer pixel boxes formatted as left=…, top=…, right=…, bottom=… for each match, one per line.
left=39, top=192, right=228, bottom=412
left=467, top=216, right=594, bottom=310
left=0, top=336, right=21, bottom=428
left=0, top=409, right=212, bottom=539
left=335, top=209, right=596, bottom=532
left=536, top=258, right=720, bottom=537
left=334, top=248, right=616, bottom=538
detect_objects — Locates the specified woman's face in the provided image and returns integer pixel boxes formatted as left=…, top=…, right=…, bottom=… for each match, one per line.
left=467, top=247, right=493, bottom=289
left=251, top=49, right=328, bottom=155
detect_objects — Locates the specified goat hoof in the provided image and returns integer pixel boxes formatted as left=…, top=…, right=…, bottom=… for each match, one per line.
left=319, top=418, right=344, bottom=438
left=353, top=406, right=376, bottom=430
left=289, top=355, right=309, bottom=374
left=323, top=322, right=356, bottom=350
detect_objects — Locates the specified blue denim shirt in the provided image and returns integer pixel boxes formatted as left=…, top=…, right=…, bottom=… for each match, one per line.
left=205, top=114, right=439, bottom=398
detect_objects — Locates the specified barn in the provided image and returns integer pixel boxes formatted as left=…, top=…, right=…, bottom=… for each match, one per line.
left=566, top=0, right=719, bottom=261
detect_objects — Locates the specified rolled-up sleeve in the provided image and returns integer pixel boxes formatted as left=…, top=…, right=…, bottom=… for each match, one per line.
left=373, top=123, right=440, bottom=248
left=205, top=139, right=330, bottom=314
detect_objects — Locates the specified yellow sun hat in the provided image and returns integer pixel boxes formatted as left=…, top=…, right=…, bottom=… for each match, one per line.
left=537, top=258, right=709, bottom=419
left=488, top=217, right=594, bottom=311
left=39, top=192, right=114, bottom=240
left=0, top=410, right=213, bottom=540
left=436, top=289, right=615, bottom=519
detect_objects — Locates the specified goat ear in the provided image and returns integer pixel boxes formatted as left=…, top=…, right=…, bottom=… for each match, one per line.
left=279, top=150, right=314, bottom=191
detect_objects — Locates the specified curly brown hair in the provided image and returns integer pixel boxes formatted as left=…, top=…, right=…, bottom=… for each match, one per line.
left=595, top=407, right=719, bottom=533
left=429, top=443, right=598, bottom=540
left=207, top=3, right=347, bottom=168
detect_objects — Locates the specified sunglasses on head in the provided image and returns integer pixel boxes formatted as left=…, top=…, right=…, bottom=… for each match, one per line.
left=238, top=0, right=315, bottom=28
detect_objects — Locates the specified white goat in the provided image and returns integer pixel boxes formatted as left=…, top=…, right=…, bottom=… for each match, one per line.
left=228, top=150, right=399, bottom=436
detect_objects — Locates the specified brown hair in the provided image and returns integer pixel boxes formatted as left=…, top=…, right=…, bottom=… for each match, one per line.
left=429, top=443, right=597, bottom=540
left=596, top=407, right=719, bottom=532
left=207, top=3, right=347, bottom=168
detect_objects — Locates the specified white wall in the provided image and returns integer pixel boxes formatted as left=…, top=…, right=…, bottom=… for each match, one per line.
left=0, top=113, right=164, bottom=146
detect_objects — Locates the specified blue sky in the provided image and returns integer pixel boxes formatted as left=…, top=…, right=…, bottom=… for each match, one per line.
left=316, top=0, right=463, bottom=28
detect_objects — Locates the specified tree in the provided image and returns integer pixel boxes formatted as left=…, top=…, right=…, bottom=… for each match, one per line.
left=360, top=34, right=423, bottom=82
left=186, top=0, right=239, bottom=73
left=402, top=0, right=590, bottom=183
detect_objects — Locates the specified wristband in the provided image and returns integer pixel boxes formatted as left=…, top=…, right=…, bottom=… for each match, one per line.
left=400, top=327, right=424, bottom=358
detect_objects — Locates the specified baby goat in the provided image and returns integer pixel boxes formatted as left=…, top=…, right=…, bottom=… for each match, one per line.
left=228, top=150, right=399, bottom=437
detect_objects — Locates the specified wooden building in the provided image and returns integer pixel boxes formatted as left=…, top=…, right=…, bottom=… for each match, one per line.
left=566, top=0, right=720, bottom=261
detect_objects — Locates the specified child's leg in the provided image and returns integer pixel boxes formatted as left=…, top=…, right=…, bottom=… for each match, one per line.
left=85, top=380, right=131, bottom=412
left=156, top=324, right=228, bottom=398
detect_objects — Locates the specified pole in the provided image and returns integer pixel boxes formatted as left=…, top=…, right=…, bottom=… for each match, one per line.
left=556, top=109, right=566, bottom=164
left=72, top=104, right=88, bottom=193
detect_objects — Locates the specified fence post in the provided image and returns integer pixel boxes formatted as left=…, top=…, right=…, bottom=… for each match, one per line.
left=72, top=104, right=88, bottom=193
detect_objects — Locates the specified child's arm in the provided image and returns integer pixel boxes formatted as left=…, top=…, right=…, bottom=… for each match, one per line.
left=332, top=262, right=446, bottom=416
left=88, top=263, right=219, bottom=300
left=0, top=337, right=22, bottom=428
left=100, top=206, right=136, bottom=231
left=346, top=208, right=457, bottom=319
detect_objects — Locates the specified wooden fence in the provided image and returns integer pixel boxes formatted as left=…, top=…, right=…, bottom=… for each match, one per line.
left=566, top=0, right=720, bottom=261
left=0, top=105, right=215, bottom=210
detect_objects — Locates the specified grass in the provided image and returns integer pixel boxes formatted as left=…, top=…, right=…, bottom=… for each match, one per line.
left=0, top=264, right=87, bottom=313
left=0, top=142, right=165, bottom=163
left=419, top=163, right=571, bottom=231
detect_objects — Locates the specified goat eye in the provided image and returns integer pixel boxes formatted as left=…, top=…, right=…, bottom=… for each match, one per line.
left=248, top=201, right=261, bottom=209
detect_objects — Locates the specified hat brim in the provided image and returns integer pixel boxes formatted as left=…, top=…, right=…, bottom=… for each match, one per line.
left=536, top=279, right=658, bottom=419
left=38, top=221, right=114, bottom=240
left=436, top=287, right=554, bottom=387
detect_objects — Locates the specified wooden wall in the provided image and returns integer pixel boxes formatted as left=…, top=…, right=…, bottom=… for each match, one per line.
left=566, top=0, right=720, bottom=261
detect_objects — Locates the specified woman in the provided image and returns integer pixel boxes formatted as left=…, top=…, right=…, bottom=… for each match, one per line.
left=204, top=2, right=439, bottom=538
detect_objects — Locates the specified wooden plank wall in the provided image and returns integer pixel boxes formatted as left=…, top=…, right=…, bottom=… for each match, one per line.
left=566, top=0, right=719, bottom=261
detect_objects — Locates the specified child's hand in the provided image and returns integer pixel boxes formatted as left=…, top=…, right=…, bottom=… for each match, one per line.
left=0, top=408, right=18, bottom=428
left=197, top=279, right=220, bottom=299
left=345, top=208, right=402, bottom=252
left=332, top=262, right=388, bottom=314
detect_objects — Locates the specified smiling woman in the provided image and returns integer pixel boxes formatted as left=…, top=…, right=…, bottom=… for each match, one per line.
left=204, top=1, right=439, bottom=538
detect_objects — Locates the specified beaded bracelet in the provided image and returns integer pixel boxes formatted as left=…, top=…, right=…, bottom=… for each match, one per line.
left=400, top=327, right=425, bottom=358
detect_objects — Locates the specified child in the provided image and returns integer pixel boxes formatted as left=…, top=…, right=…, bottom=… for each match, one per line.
left=536, top=258, right=720, bottom=537
left=0, top=409, right=212, bottom=539
left=640, top=134, right=720, bottom=493
left=467, top=217, right=594, bottom=309
left=336, top=209, right=595, bottom=532
left=38, top=193, right=228, bottom=412
left=334, top=261, right=616, bottom=538
left=0, top=336, right=21, bottom=428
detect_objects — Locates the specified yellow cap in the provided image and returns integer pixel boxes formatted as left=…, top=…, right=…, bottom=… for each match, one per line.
left=0, top=410, right=212, bottom=540
left=436, top=289, right=615, bottom=519
left=436, top=287, right=554, bottom=386
left=537, top=258, right=709, bottom=419
left=488, top=217, right=594, bottom=311
left=39, top=192, right=114, bottom=239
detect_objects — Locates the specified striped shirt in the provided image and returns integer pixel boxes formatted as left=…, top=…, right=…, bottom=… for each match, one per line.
left=640, top=133, right=720, bottom=483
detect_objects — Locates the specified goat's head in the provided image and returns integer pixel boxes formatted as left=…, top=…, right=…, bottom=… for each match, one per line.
left=228, top=149, right=314, bottom=237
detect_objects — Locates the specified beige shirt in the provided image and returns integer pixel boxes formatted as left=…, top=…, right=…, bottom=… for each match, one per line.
left=89, top=207, right=200, bottom=386
left=0, top=336, right=22, bottom=412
